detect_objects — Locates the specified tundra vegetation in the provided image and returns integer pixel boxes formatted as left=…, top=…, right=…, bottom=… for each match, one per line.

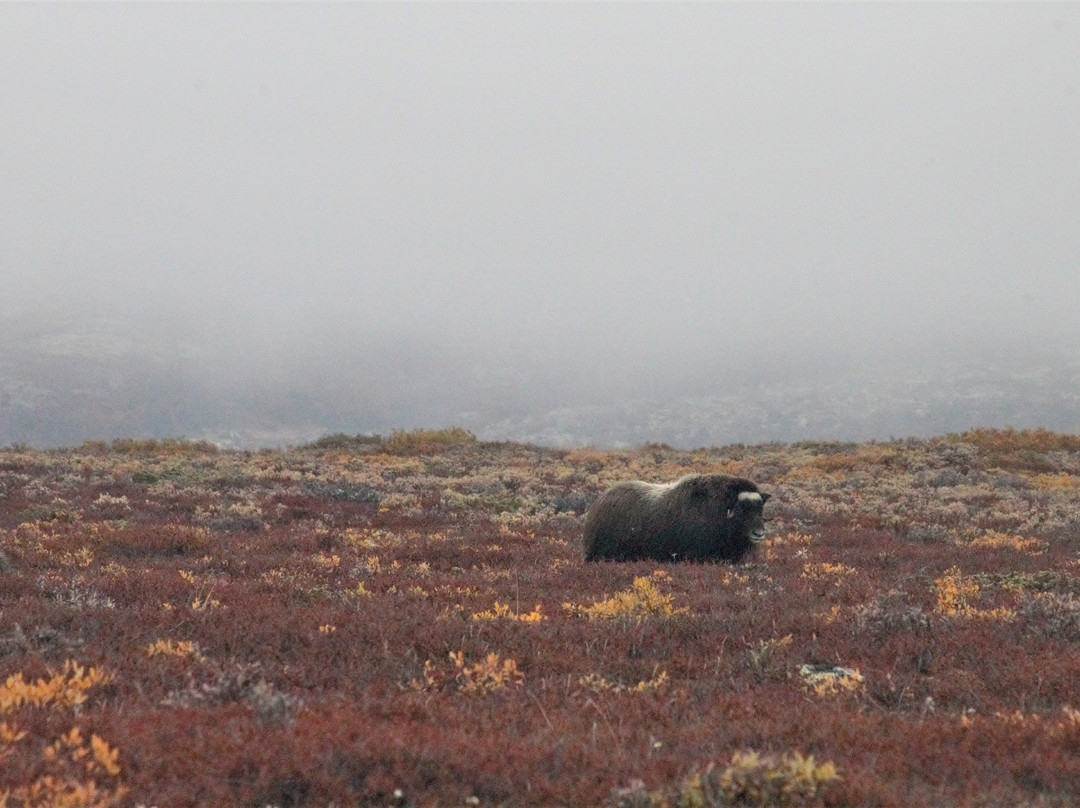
left=1, top=427, right=1080, bottom=806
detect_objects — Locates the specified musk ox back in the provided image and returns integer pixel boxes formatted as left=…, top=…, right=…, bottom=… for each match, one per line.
left=583, top=474, right=771, bottom=563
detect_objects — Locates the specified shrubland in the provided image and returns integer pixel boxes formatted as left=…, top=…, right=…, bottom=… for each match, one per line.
left=1, top=427, right=1079, bottom=806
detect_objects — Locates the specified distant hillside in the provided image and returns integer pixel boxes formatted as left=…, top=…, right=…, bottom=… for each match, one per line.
left=476, top=357, right=1080, bottom=448
left=3, top=309, right=1079, bottom=448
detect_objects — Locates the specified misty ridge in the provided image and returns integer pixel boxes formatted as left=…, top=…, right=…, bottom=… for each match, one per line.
left=3, top=305, right=1079, bottom=451
left=3, top=5, right=1078, bottom=450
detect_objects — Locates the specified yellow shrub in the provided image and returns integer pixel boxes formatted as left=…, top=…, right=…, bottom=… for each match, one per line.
left=801, top=562, right=857, bottom=581
left=1, top=726, right=127, bottom=807
left=799, top=664, right=865, bottom=697
left=44, top=727, right=122, bottom=778
left=563, top=572, right=687, bottom=621
left=1031, top=472, right=1078, bottom=490
left=617, top=749, right=840, bottom=808
left=968, top=532, right=1046, bottom=554
left=711, top=750, right=839, bottom=807
left=808, top=453, right=860, bottom=473
left=578, top=669, right=668, bottom=695
left=765, top=532, right=814, bottom=547
left=383, top=427, right=477, bottom=454
left=312, top=552, right=341, bottom=570
left=144, top=640, right=205, bottom=662
left=471, top=602, right=545, bottom=622
left=0, top=661, right=113, bottom=713
left=412, top=652, right=524, bottom=695
left=934, top=567, right=1016, bottom=620
left=0, top=721, right=27, bottom=757
left=451, top=652, right=523, bottom=694
left=935, top=567, right=980, bottom=616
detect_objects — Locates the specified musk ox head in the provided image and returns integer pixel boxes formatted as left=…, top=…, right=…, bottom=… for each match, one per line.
left=583, top=474, right=772, bottom=563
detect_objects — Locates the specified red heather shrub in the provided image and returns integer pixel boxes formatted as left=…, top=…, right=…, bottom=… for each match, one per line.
left=2, top=429, right=1080, bottom=805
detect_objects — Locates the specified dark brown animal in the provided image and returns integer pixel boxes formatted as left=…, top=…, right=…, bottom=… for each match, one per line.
left=583, top=474, right=770, bottom=562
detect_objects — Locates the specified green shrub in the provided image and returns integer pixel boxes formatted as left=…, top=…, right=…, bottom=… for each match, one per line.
left=609, top=750, right=839, bottom=808
left=303, top=432, right=384, bottom=451
left=382, top=427, right=478, bottom=455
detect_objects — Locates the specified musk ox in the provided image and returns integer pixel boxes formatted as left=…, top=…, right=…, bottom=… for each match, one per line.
left=583, top=474, right=771, bottom=563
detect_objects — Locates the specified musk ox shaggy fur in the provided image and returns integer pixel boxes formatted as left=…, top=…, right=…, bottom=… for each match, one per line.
left=583, top=474, right=771, bottom=563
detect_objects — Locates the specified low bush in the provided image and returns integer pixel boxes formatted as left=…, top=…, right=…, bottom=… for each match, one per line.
left=2, top=429, right=1079, bottom=806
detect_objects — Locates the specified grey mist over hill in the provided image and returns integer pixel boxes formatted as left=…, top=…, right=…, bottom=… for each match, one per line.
left=2, top=4, right=1079, bottom=448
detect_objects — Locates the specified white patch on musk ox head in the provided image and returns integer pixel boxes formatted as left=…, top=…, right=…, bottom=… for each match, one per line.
left=737, top=491, right=762, bottom=504
left=641, top=481, right=675, bottom=501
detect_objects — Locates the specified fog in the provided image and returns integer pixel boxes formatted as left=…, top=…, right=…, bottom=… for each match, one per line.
left=2, top=4, right=1079, bottom=448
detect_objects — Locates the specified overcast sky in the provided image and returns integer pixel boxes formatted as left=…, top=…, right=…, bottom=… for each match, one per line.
left=3, top=3, right=1079, bottom=388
